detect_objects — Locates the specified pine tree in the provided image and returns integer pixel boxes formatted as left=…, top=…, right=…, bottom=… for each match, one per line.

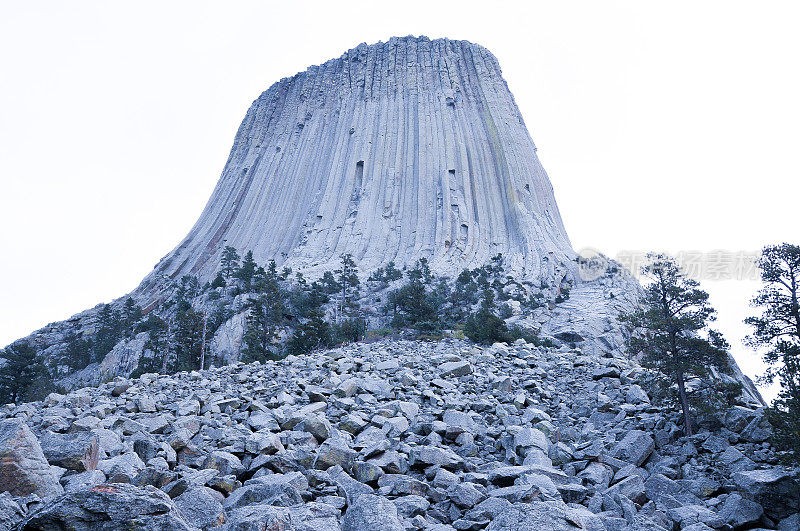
left=261, top=261, right=287, bottom=323
left=622, top=254, right=731, bottom=436
left=94, top=304, right=122, bottom=361
left=64, top=331, right=92, bottom=371
left=319, top=271, right=341, bottom=295
left=241, top=299, right=278, bottom=362
left=384, top=261, right=403, bottom=282
left=368, top=261, right=403, bottom=284
left=236, top=250, right=257, bottom=288
left=390, top=259, right=438, bottom=330
left=465, top=288, right=511, bottom=345
left=220, top=246, right=240, bottom=279
left=172, top=300, right=204, bottom=372
left=176, top=275, right=200, bottom=301
left=746, top=243, right=800, bottom=460
left=211, top=273, right=226, bottom=289
left=241, top=261, right=287, bottom=362
left=0, top=341, right=54, bottom=404
left=292, top=280, right=329, bottom=319
left=452, top=269, right=480, bottom=314
left=122, top=297, right=142, bottom=332
left=335, top=253, right=360, bottom=321
left=131, top=314, right=169, bottom=377
left=288, top=307, right=332, bottom=355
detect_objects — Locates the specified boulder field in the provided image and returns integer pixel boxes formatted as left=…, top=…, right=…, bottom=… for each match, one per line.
left=1, top=338, right=797, bottom=530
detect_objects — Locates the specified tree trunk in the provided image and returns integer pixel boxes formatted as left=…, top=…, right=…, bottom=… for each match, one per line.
left=162, top=319, right=172, bottom=373
left=676, top=370, right=693, bottom=436
left=789, top=266, right=800, bottom=339
left=200, top=311, right=207, bottom=371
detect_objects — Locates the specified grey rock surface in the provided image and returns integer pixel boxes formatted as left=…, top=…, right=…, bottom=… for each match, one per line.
left=734, top=468, right=800, bottom=520
left=136, top=36, right=574, bottom=296
left=3, top=338, right=794, bottom=530
left=0, top=419, right=63, bottom=499
left=342, top=494, right=404, bottom=531
left=174, top=486, right=225, bottom=529
left=484, top=501, right=575, bottom=530
left=39, top=430, right=100, bottom=472
left=21, top=483, right=194, bottom=530
left=0, top=494, right=24, bottom=529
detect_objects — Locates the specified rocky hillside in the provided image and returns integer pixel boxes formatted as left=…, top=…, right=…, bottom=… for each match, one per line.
left=1, top=338, right=796, bottom=530
left=3, top=35, right=581, bottom=389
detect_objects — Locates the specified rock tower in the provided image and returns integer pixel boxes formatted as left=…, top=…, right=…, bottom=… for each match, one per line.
left=136, top=36, right=575, bottom=298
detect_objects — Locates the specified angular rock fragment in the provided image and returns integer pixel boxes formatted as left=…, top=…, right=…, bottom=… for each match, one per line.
left=0, top=419, right=64, bottom=499
left=486, top=501, right=577, bottom=530
left=342, top=494, right=404, bottom=531
left=223, top=472, right=306, bottom=509
left=174, top=485, right=226, bottom=529
left=22, top=484, right=193, bottom=530
left=438, top=360, right=473, bottom=378
left=734, top=468, right=800, bottom=520
left=39, top=430, right=100, bottom=472
left=610, top=430, right=654, bottom=467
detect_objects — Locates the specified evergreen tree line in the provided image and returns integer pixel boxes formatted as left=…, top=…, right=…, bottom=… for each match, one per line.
left=62, top=297, right=143, bottom=371
left=0, top=297, right=144, bottom=404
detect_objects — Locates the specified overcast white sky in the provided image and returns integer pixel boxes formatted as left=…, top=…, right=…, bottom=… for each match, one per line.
left=1, top=1, right=798, bottom=400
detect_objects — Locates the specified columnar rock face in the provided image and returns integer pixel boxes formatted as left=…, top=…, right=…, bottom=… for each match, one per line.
left=136, top=36, right=574, bottom=296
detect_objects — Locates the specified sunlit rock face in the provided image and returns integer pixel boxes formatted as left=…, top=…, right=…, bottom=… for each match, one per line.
left=137, top=36, right=575, bottom=296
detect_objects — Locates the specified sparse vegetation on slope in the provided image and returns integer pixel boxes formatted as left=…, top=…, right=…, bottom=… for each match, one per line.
left=1, top=253, right=563, bottom=405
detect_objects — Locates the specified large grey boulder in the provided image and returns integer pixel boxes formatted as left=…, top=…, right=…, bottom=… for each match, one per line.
left=778, top=513, right=800, bottom=531
left=718, top=446, right=756, bottom=473
left=610, top=430, right=654, bottom=467
left=717, top=493, right=763, bottom=528
left=0, top=492, right=24, bottom=529
left=513, top=427, right=550, bottom=454
left=443, top=409, right=480, bottom=436
left=63, top=470, right=107, bottom=493
left=644, top=473, right=697, bottom=509
left=342, top=494, right=404, bottom=531
left=740, top=415, right=772, bottom=443
left=733, top=468, right=800, bottom=520
left=174, top=485, right=225, bottom=529
left=439, top=360, right=473, bottom=378
left=0, top=419, right=63, bottom=499
left=223, top=472, right=307, bottom=509
left=666, top=505, right=724, bottom=529
left=222, top=502, right=341, bottom=531
left=448, top=482, right=486, bottom=508
left=485, top=501, right=577, bottom=530
left=409, top=445, right=464, bottom=470
left=21, top=483, right=194, bottom=530
left=327, top=465, right=374, bottom=504
left=98, top=451, right=146, bottom=483
left=465, top=497, right=513, bottom=523
left=603, top=474, right=646, bottom=504
left=39, top=430, right=99, bottom=472
left=315, top=439, right=357, bottom=471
